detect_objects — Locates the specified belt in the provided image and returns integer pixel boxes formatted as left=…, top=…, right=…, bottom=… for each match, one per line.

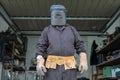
left=45, top=55, right=77, bottom=70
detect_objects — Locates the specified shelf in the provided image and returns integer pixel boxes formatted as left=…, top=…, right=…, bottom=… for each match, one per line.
left=0, top=34, right=21, bottom=46
left=96, top=34, right=120, bottom=80
left=98, top=77, right=120, bottom=80
left=97, top=56, right=120, bottom=67
left=3, top=55, right=25, bottom=61
left=97, top=34, right=120, bottom=54
left=29, top=66, right=36, bottom=71
left=1, top=33, right=26, bottom=80
left=14, top=55, right=25, bottom=61
left=4, top=66, right=25, bottom=71
left=13, top=66, right=25, bottom=72
left=15, top=44, right=25, bottom=53
left=4, top=65, right=12, bottom=69
left=3, top=56, right=12, bottom=60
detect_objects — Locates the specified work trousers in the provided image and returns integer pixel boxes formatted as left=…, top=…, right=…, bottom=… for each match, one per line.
left=44, top=65, right=77, bottom=80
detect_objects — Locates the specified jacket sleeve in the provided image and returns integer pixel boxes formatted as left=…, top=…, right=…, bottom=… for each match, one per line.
left=72, top=27, right=86, bottom=55
left=35, top=27, right=49, bottom=57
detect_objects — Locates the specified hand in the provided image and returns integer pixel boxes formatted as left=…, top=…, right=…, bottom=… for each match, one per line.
left=37, top=62, right=47, bottom=76
left=79, top=52, right=88, bottom=74
left=79, top=62, right=88, bottom=74
left=36, top=55, right=47, bottom=76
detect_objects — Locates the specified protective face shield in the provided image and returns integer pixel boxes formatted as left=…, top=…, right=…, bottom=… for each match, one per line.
left=50, top=5, right=66, bottom=26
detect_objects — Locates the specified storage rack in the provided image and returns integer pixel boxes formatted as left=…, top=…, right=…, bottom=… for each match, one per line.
left=96, top=34, right=120, bottom=80
left=0, top=34, right=26, bottom=80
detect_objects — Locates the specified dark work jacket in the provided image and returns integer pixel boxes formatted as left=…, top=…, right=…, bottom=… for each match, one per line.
left=90, top=40, right=98, bottom=65
left=36, top=24, right=86, bottom=57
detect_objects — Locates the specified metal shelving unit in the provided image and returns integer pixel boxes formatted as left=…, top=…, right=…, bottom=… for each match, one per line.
left=96, top=34, right=120, bottom=80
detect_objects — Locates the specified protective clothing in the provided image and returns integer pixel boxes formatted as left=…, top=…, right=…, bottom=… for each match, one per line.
left=79, top=52, right=88, bottom=74
left=36, top=55, right=47, bottom=76
left=50, top=5, right=66, bottom=26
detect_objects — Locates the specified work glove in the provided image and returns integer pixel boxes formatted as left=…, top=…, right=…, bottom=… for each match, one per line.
left=78, top=52, right=88, bottom=74
left=36, top=55, right=47, bottom=76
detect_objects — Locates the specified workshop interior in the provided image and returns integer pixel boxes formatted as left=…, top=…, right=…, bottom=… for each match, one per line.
left=0, top=0, right=120, bottom=80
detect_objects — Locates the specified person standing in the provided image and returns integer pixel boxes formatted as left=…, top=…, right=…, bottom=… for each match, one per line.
left=36, top=4, right=88, bottom=80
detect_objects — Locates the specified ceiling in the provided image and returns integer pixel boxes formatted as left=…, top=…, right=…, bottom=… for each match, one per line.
left=0, top=0, right=120, bottom=33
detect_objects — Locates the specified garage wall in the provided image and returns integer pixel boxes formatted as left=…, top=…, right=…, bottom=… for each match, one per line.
left=106, top=17, right=120, bottom=34
left=26, top=36, right=39, bottom=69
left=0, top=15, right=9, bottom=32
left=26, top=35, right=104, bottom=80
left=26, top=36, right=40, bottom=80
